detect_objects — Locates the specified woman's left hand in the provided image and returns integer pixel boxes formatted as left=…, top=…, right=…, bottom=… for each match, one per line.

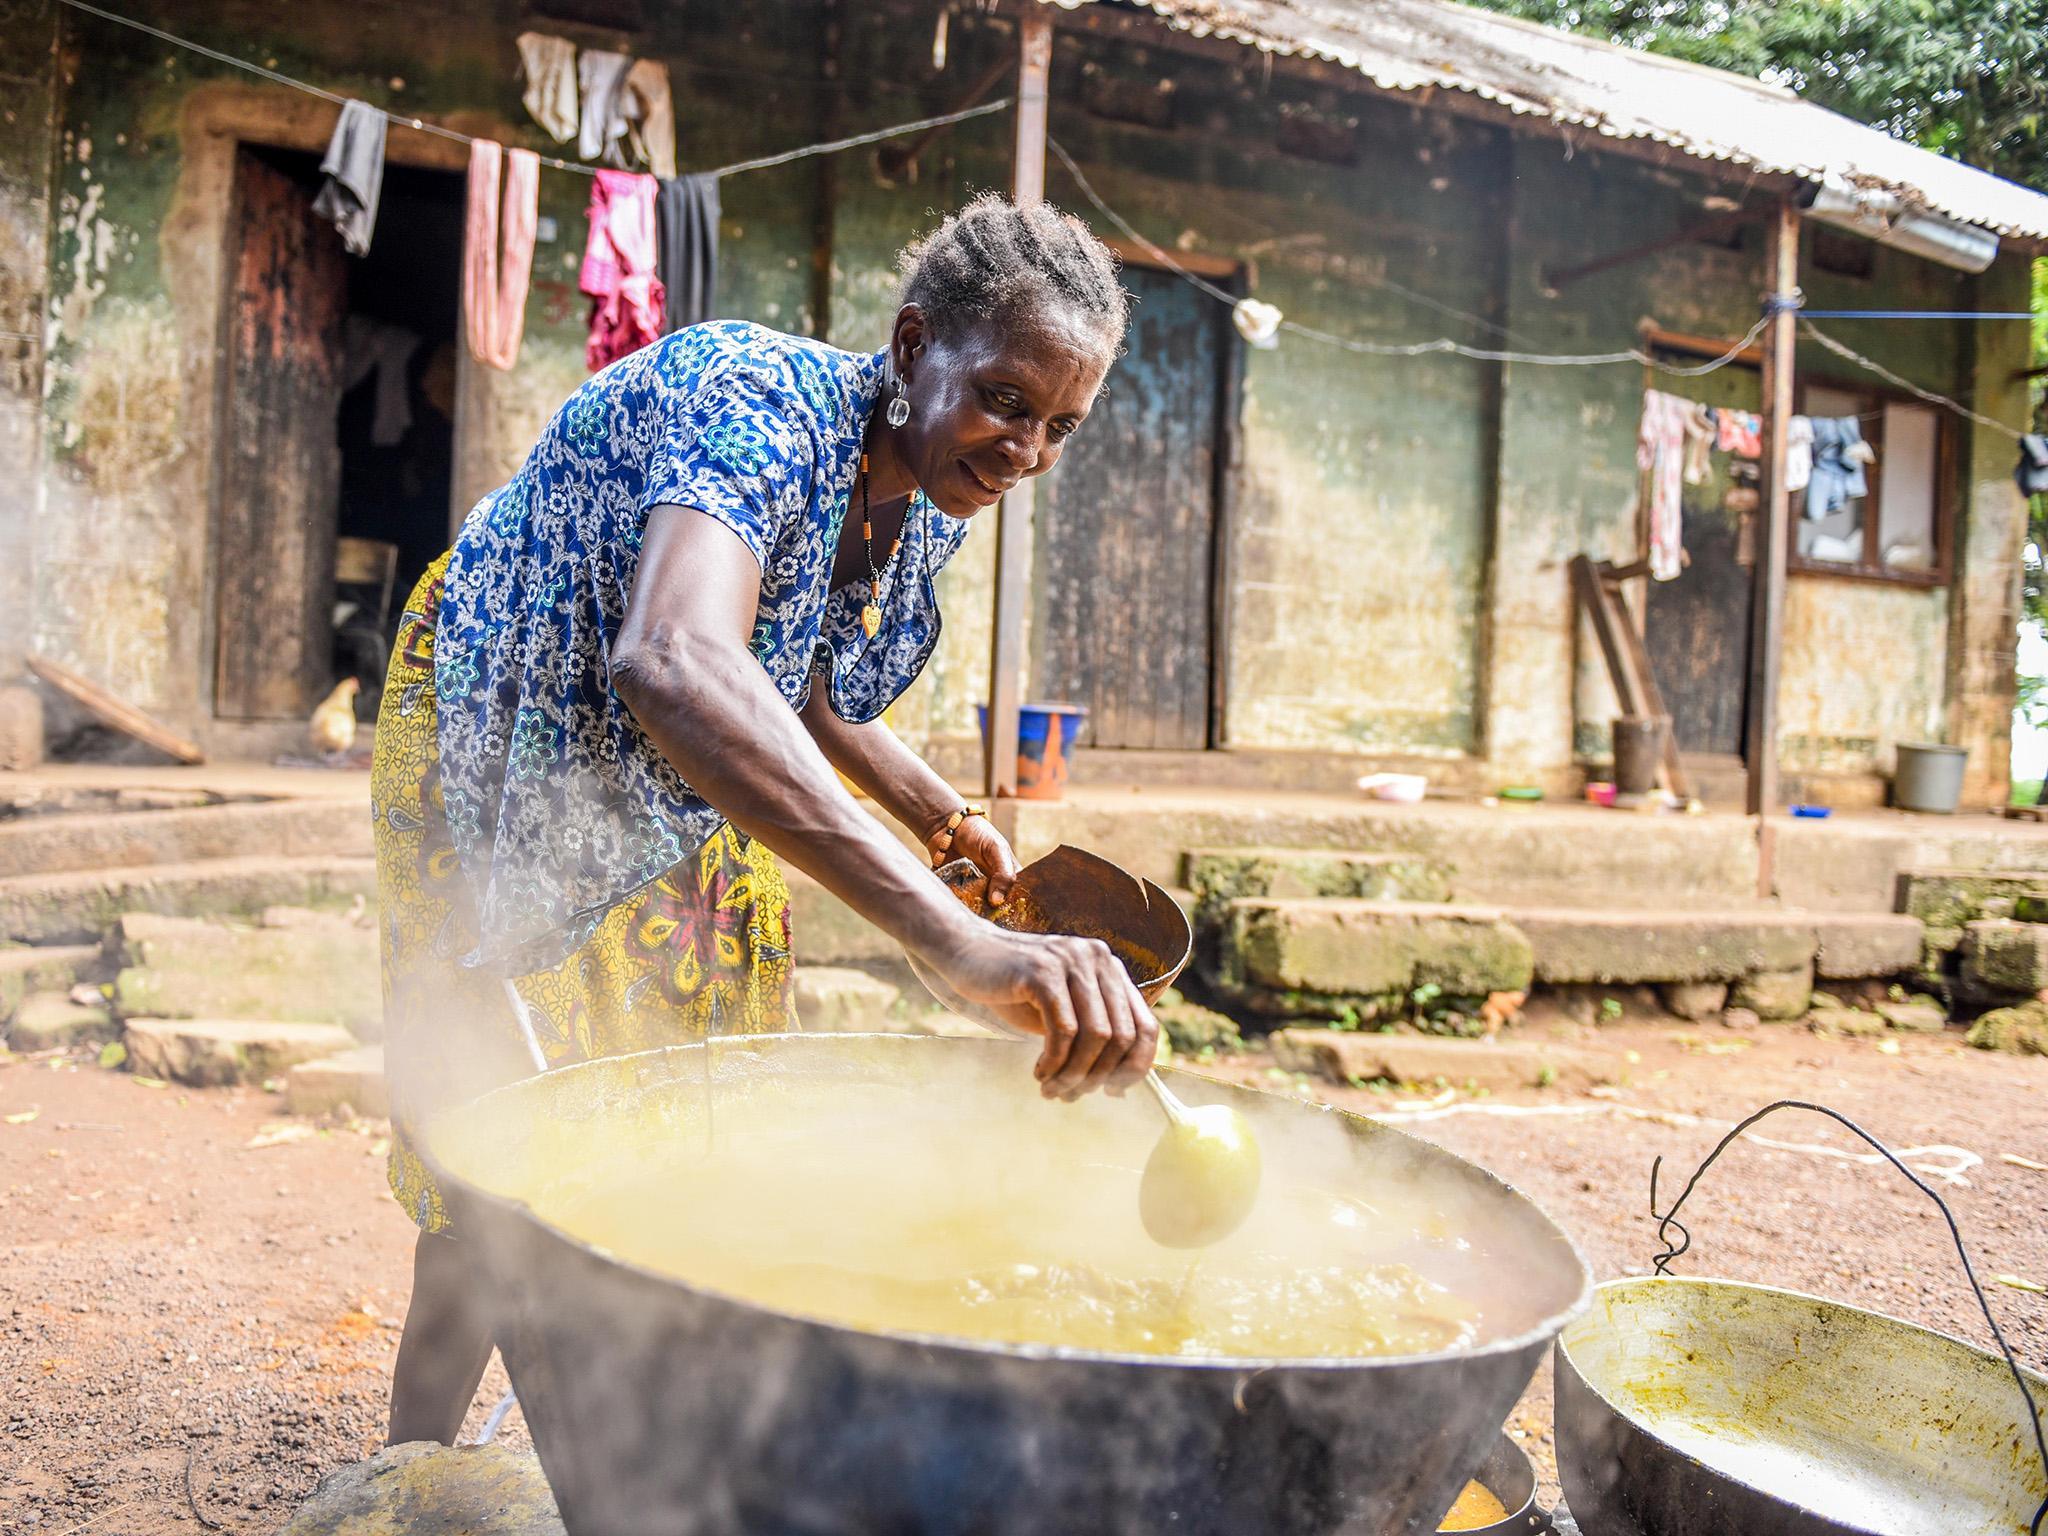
left=933, top=814, right=1021, bottom=907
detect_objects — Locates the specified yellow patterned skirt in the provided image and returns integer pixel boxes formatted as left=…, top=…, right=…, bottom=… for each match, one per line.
left=372, top=552, right=796, bottom=1233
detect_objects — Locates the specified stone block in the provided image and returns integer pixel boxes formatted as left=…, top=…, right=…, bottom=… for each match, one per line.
left=113, top=911, right=381, bottom=1038
left=1811, top=915, right=1925, bottom=980
left=1659, top=981, right=1729, bottom=1021
left=286, top=1045, right=387, bottom=1118
left=1730, top=964, right=1814, bottom=1021
left=122, top=1018, right=356, bottom=1087
left=1509, top=909, right=1814, bottom=986
left=279, top=1441, right=563, bottom=1535
left=1227, top=899, right=1532, bottom=1013
left=0, top=685, right=43, bottom=771
left=1960, top=920, right=2048, bottom=997
left=1964, top=1004, right=2048, bottom=1056
left=1270, top=1028, right=1612, bottom=1093
left=1807, top=1005, right=1887, bottom=1039
left=0, top=943, right=101, bottom=1021
left=5, top=990, right=114, bottom=1051
left=791, top=966, right=900, bottom=1033
left=1876, top=998, right=1948, bottom=1033
left=1184, top=847, right=1452, bottom=910
left=1154, top=996, right=1241, bottom=1054
left=1899, top=870, right=2048, bottom=929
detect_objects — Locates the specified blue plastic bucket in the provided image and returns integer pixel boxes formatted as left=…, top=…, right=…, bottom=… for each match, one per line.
left=977, top=703, right=1088, bottom=800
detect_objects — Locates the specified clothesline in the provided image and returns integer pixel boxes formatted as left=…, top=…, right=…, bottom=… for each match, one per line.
left=1046, top=137, right=1771, bottom=376
left=55, top=0, right=1011, bottom=182
left=1047, top=134, right=2037, bottom=444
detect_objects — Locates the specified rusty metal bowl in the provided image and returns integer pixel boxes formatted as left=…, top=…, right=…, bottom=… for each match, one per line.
left=425, top=1034, right=1592, bottom=1536
left=905, top=845, right=1193, bottom=1036
left=1556, top=1276, right=2048, bottom=1536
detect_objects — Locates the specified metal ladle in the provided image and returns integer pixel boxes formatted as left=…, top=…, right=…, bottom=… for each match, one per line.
left=907, top=846, right=1263, bottom=1250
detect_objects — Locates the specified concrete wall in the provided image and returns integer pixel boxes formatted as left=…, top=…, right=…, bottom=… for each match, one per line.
left=2, top=0, right=2031, bottom=803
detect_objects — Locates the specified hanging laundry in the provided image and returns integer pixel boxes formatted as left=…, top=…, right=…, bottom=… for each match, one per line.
left=1638, top=390, right=1694, bottom=582
left=1714, top=409, right=1762, bottom=459
left=577, top=50, right=634, bottom=162
left=581, top=168, right=666, bottom=370
left=655, top=173, right=720, bottom=332
left=1785, top=416, right=1814, bottom=494
left=1806, top=416, right=1873, bottom=520
left=1681, top=401, right=1714, bottom=486
left=2015, top=435, right=2048, bottom=498
left=516, top=32, right=579, bottom=144
left=463, top=140, right=541, bottom=372
left=340, top=316, right=421, bottom=446
left=619, top=59, right=676, bottom=179
left=312, top=100, right=387, bottom=257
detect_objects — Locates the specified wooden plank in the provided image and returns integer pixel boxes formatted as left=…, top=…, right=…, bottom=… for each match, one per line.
left=985, top=10, right=1053, bottom=795
left=28, top=654, right=205, bottom=764
left=1570, top=556, right=1646, bottom=718
left=214, top=148, right=347, bottom=721
left=1746, top=200, right=1799, bottom=834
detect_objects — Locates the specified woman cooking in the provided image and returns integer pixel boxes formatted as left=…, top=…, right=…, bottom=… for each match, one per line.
left=373, top=193, right=1159, bottom=1443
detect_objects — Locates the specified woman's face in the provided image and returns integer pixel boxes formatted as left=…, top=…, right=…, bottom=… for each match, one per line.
left=890, top=302, right=1114, bottom=519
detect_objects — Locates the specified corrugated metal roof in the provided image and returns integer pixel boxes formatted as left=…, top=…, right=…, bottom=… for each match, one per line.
left=1045, top=0, right=2048, bottom=243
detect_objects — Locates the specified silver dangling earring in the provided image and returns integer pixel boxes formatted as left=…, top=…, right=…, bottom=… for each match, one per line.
left=885, top=375, right=911, bottom=429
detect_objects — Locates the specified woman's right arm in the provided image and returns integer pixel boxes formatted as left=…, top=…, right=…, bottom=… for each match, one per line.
left=611, top=506, right=1157, bottom=1100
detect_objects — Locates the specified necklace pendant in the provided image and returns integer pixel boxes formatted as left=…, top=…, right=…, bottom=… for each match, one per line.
left=861, top=603, right=881, bottom=639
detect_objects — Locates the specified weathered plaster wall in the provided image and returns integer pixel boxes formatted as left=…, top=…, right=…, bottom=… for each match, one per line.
left=0, top=0, right=60, bottom=681
left=29, top=0, right=826, bottom=737
left=1491, top=133, right=2014, bottom=793
left=14, top=0, right=2029, bottom=797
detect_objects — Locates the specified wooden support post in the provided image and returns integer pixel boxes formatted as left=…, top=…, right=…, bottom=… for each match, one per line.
left=1746, top=200, right=1799, bottom=873
left=984, top=10, right=1052, bottom=797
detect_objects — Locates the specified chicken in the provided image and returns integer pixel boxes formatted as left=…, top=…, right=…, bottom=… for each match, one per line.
left=308, top=677, right=361, bottom=759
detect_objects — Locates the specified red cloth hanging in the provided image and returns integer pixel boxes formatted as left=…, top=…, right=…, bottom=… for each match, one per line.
left=579, top=169, right=666, bottom=370
left=462, top=140, right=539, bottom=371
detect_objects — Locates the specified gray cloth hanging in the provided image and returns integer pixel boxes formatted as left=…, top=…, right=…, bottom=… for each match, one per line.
left=312, top=100, right=387, bottom=257
left=655, top=174, right=721, bottom=332
left=577, top=50, right=634, bottom=162
left=1805, top=415, right=1870, bottom=520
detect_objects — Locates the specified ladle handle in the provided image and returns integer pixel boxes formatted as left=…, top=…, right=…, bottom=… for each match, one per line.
left=1143, top=1069, right=1189, bottom=1126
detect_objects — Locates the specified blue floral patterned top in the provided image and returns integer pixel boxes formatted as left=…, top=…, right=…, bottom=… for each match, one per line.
left=434, top=320, right=971, bottom=974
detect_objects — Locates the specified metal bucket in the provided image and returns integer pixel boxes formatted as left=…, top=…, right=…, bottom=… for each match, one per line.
left=1556, top=1276, right=2048, bottom=1535
left=426, top=1035, right=1591, bottom=1536
left=1611, top=716, right=1669, bottom=797
left=1893, top=741, right=1968, bottom=814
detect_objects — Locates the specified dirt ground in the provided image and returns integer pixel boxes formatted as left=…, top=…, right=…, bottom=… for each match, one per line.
left=3, top=1019, right=2044, bottom=1533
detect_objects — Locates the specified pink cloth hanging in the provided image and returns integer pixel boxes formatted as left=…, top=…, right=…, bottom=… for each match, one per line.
left=1638, top=390, right=1694, bottom=582
left=579, top=168, right=666, bottom=371
left=463, top=140, right=539, bottom=371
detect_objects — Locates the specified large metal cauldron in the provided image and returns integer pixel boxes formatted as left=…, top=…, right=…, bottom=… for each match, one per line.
left=427, top=1035, right=1590, bottom=1536
left=1556, top=1276, right=2048, bottom=1536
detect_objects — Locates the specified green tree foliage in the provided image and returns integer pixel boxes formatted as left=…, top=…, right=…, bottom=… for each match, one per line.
left=1470, top=1, right=2048, bottom=192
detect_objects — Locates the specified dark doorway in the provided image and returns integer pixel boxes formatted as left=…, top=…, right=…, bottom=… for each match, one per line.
left=214, top=145, right=462, bottom=723
left=1028, top=263, right=1235, bottom=750
left=1641, top=358, right=1761, bottom=762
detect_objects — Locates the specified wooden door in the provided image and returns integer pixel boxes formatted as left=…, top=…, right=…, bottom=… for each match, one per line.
left=1029, top=265, right=1226, bottom=749
left=215, top=148, right=347, bottom=719
left=1643, top=369, right=1760, bottom=759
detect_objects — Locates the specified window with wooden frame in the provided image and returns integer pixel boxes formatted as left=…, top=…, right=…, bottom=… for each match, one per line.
left=1789, top=377, right=1955, bottom=586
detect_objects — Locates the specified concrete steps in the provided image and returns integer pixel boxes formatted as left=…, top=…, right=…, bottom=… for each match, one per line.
left=0, top=795, right=370, bottom=878
left=0, top=854, right=376, bottom=944
left=1203, top=892, right=1924, bottom=1022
